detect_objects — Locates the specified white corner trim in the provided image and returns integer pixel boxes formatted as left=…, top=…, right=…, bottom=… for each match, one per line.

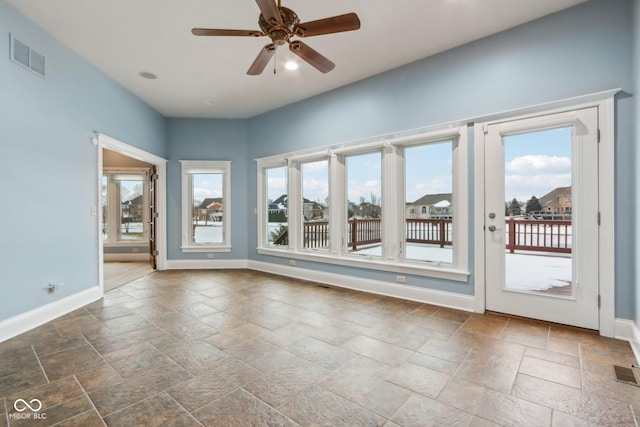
left=248, top=260, right=476, bottom=312
left=165, top=259, right=249, bottom=270
left=615, top=319, right=640, bottom=363
left=0, top=286, right=102, bottom=343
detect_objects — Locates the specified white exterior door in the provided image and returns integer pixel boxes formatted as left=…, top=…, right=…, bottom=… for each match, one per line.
left=483, top=107, right=599, bottom=329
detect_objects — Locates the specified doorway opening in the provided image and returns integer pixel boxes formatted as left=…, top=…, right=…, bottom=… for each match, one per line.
left=482, top=107, right=599, bottom=330
left=102, top=149, right=154, bottom=291
left=97, top=134, right=167, bottom=294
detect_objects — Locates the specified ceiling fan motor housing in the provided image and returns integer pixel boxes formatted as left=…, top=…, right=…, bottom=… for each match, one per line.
left=259, top=7, right=299, bottom=45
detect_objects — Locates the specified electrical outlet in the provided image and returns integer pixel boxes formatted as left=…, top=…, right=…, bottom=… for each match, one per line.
left=206, top=253, right=214, bottom=259
left=396, top=275, right=406, bottom=283
left=47, top=282, right=63, bottom=294
left=289, top=260, right=296, bottom=266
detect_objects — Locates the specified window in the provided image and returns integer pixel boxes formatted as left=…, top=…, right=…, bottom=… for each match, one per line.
left=102, top=170, right=149, bottom=243
left=256, top=126, right=468, bottom=281
left=265, top=165, right=288, bottom=246
left=345, top=151, right=382, bottom=255
left=301, top=160, right=329, bottom=250
left=181, top=161, right=231, bottom=252
left=404, top=140, right=454, bottom=263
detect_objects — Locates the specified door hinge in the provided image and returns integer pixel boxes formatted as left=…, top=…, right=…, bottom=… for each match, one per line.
left=151, top=173, right=159, bottom=181
left=597, top=129, right=601, bottom=143
left=152, top=212, right=159, bottom=218
left=152, top=250, right=159, bottom=256
left=597, top=212, right=601, bottom=225
left=598, top=294, right=601, bottom=308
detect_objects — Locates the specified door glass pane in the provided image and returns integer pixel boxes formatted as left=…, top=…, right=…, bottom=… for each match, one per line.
left=266, top=166, right=288, bottom=246
left=404, top=141, right=453, bottom=263
left=346, top=152, right=382, bottom=255
left=302, top=160, right=329, bottom=250
left=119, top=179, right=144, bottom=241
left=503, top=127, right=573, bottom=297
left=192, top=173, right=223, bottom=244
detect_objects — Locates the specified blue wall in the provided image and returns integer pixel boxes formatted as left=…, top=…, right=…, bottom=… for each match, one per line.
left=0, top=0, right=165, bottom=321
left=244, top=0, right=636, bottom=315
left=165, top=119, right=249, bottom=260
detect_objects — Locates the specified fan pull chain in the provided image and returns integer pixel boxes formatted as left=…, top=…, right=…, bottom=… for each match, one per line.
left=273, top=49, right=277, bottom=75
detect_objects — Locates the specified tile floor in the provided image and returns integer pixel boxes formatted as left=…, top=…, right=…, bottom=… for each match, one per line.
left=0, top=269, right=638, bottom=426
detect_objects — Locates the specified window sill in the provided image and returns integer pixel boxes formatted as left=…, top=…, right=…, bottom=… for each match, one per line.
left=182, top=245, right=232, bottom=253
left=256, top=247, right=469, bottom=282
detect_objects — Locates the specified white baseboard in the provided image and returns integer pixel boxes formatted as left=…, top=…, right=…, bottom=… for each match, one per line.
left=248, top=260, right=476, bottom=312
left=104, top=253, right=150, bottom=262
left=0, top=286, right=102, bottom=343
left=165, top=259, right=249, bottom=270
left=615, top=318, right=640, bottom=362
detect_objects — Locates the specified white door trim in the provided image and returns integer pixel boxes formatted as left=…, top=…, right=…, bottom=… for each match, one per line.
left=97, top=134, right=168, bottom=295
left=474, top=95, right=616, bottom=337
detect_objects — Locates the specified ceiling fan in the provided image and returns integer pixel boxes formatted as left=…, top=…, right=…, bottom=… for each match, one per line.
left=192, top=0, right=361, bottom=75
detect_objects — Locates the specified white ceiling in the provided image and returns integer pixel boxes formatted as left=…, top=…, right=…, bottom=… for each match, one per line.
left=9, top=0, right=587, bottom=119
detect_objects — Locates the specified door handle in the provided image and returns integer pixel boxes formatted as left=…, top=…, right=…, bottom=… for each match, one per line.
left=488, top=225, right=497, bottom=232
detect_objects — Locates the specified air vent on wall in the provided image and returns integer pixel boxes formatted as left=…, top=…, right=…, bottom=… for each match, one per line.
left=10, top=34, right=45, bottom=77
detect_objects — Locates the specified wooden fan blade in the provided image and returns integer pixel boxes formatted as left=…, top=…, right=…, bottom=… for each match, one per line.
left=255, top=0, right=282, bottom=25
left=294, top=13, right=360, bottom=37
left=289, top=40, right=335, bottom=73
left=192, top=28, right=264, bottom=37
left=247, top=44, right=276, bottom=75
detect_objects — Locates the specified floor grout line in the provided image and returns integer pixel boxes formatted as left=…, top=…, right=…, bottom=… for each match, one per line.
left=30, top=345, right=49, bottom=384
left=65, top=377, right=107, bottom=427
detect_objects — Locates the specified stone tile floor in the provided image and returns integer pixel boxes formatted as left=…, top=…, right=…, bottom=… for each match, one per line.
left=0, top=269, right=638, bottom=426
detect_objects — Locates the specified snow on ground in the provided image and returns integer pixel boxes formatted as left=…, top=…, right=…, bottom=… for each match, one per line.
left=359, top=243, right=571, bottom=293
left=193, top=223, right=224, bottom=243
left=199, top=222, right=572, bottom=294
left=505, top=252, right=571, bottom=292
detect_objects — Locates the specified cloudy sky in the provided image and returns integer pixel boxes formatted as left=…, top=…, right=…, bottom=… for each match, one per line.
left=265, top=126, right=571, bottom=207
left=504, top=127, right=571, bottom=202
left=193, top=173, right=223, bottom=203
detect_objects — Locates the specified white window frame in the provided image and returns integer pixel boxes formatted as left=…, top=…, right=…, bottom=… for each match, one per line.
left=292, top=153, right=331, bottom=253
left=257, top=157, right=289, bottom=250
left=102, top=168, right=150, bottom=245
left=180, top=160, right=231, bottom=252
left=392, top=129, right=468, bottom=272
left=256, top=126, right=469, bottom=281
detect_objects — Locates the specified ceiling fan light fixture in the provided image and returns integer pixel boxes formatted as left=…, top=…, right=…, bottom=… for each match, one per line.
left=284, top=61, right=298, bottom=70
left=191, top=0, right=360, bottom=75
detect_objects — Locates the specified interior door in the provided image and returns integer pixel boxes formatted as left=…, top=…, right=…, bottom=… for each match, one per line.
left=149, top=166, right=158, bottom=269
left=484, top=108, right=599, bottom=329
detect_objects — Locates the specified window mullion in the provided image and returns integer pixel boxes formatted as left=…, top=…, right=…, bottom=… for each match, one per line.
left=288, top=162, right=301, bottom=251
left=329, top=153, right=343, bottom=255
left=381, top=144, right=399, bottom=262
